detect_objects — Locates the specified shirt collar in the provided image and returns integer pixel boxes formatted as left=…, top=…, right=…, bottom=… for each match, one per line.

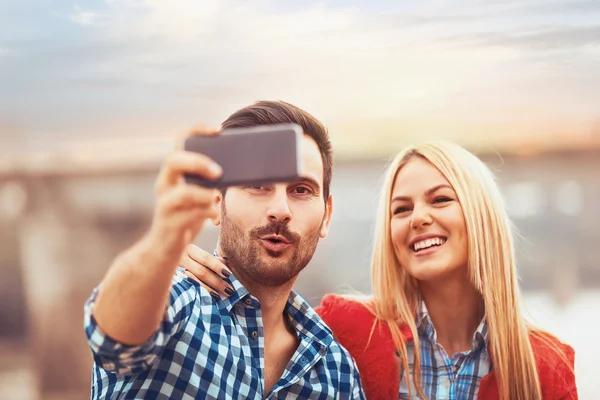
left=212, top=250, right=334, bottom=348
left=218, top=272, right=254, bottom=312
left=285, top=291, right=334, bottom=347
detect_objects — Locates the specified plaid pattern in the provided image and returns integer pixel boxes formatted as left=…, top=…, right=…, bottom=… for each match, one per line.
left=84, top=270, right=364, bottom=399
left=399, top=301, right=491, bottom=400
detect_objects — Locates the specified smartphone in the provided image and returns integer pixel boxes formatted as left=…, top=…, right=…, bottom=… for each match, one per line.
left=183, top=123, right=303, bottom=188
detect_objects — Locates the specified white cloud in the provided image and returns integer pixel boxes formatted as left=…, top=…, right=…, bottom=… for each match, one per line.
left=69, top=5, right=100, bottom=26
left=122, top=0, right=222, bottom=40
left=86, top=0, right=367, bottom=113
left=100, top=0, right=359, bottom=43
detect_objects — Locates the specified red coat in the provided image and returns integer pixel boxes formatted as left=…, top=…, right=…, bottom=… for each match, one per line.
left=315, top=294, right=577, bottom=400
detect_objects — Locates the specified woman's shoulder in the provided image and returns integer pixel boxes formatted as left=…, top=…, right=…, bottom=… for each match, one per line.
left=315, top=294, right=376, bottom=331
left=314, top=294, right=381, bottom=346
left=529, top=330, right=575, bottom=366
left=316, top=293, right=374, bottom=315
left=529, top=330, right=577, bottom=398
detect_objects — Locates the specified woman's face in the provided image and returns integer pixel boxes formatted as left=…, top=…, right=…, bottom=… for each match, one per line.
left=390, top=157, right=469, bottom=283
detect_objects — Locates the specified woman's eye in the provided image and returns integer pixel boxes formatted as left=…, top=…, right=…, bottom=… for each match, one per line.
left=393, top=206, right=411, bottom=215
left=433, top=196, right=452, bottom=204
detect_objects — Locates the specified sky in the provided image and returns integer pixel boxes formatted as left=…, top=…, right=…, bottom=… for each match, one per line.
left=1, top=0, right=599, bottom=157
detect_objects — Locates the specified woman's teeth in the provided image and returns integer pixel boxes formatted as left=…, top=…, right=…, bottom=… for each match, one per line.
left=413, top=237, right=446, bottom=252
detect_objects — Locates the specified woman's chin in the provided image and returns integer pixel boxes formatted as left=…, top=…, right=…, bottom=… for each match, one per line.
left=407, top=261, right=466, bottom=283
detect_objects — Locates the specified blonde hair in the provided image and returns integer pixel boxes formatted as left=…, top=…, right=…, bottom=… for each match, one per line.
left=370, top=141, right=545, bottom=400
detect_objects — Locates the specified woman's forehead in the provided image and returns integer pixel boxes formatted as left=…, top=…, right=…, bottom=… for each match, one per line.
left=392, top=158, right=451, bottom=195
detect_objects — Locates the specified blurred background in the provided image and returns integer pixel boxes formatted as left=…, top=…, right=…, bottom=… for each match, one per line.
left=1, top=0, right=599, bottom=398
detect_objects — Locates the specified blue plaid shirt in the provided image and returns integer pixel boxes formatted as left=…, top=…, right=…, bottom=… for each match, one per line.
left=84, top=270, right=365, bottom=399
left=399, top=301, right=491, bottom=400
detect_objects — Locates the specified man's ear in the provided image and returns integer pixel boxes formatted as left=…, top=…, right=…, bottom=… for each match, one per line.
left=319, top=194, right=333, bottom=238
left=211, top=190, right=223, bottom=226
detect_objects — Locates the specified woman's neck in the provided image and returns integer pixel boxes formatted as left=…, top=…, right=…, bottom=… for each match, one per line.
left=419, top=276, right=484, bottom=356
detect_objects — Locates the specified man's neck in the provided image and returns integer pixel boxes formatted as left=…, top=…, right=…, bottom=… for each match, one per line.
left=223, top=258, right=296, bottom=336
left=245, top=275, right=296, bottom=333
left=418, top=273, right=484, bottom=356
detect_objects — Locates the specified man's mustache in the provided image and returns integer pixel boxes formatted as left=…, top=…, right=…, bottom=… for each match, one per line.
left=251, top=222, right=300, bottom=243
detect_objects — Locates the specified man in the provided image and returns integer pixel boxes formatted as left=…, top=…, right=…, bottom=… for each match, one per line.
left=84, top=100, right=365, bottom=399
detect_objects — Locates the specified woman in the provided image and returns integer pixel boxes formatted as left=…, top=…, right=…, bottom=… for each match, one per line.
left=184, top=141, right=577, bottom=399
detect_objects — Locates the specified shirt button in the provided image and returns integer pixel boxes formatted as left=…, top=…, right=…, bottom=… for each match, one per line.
left=245, top=298, right=252, bottom=306
left=251, top=331, right=258, bottom=339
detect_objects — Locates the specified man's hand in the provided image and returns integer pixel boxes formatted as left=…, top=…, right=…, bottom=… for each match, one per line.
left=147, top=131, right=222, bottom=262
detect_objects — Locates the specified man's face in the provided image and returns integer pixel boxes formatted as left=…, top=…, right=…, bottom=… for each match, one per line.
left=217, top=135, right=332, bottom=287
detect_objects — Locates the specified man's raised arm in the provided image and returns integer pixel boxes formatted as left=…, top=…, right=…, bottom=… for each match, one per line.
left=91, top=130, right=222, bottom=346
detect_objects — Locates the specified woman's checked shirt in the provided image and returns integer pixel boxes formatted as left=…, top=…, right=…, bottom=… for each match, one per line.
left=399, top=301, right=491, bottom=399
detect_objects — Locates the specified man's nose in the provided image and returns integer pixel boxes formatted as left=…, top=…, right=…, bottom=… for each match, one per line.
left=267, top=187, right=292, bottom=224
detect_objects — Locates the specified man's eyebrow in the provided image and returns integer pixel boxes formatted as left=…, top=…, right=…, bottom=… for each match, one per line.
left=391, top=184, right=453, bottom=202
left=295, top=176, right=321, bottom=192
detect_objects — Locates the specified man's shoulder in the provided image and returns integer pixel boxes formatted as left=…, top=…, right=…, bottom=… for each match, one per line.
left=167, top=270, right=198, bottom=302
left=169, top=269, right=214, bottom=301
left=171, top=268, right=198, bottom=289
left=166, top=270, right=219, bottom=320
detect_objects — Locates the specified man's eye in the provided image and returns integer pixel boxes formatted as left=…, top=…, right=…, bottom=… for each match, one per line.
left=245, top=184, right=266, bottom=190
left=294, top=186, right=313, bottom=195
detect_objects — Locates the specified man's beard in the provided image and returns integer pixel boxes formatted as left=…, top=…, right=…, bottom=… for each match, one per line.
left=219, top=206, right=322, bottom=287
